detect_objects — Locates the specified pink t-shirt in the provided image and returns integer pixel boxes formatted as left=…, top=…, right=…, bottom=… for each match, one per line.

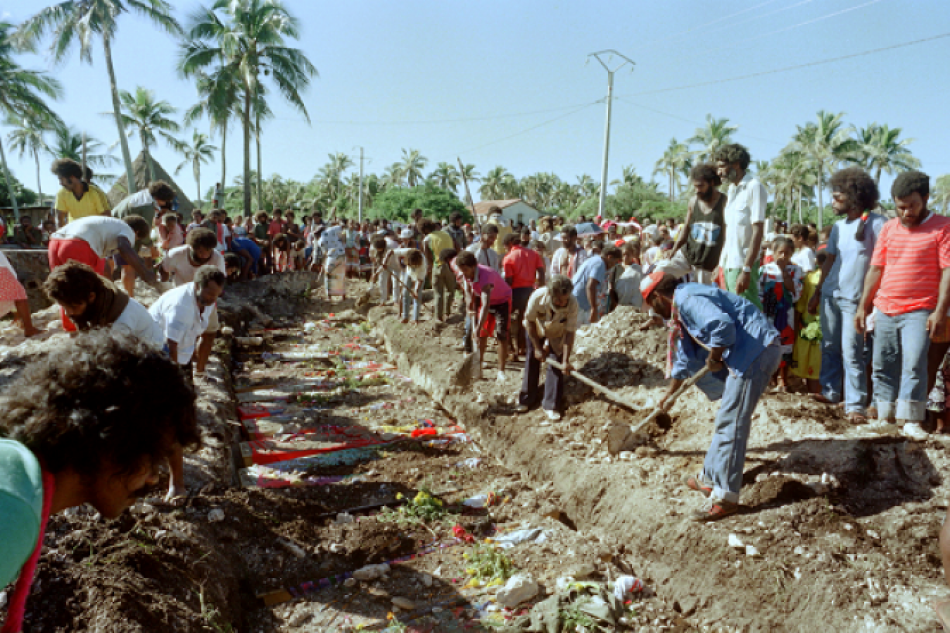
left=471, top=264, right=512, bottom=306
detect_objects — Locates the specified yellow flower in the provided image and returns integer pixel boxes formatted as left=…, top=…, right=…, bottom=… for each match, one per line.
left=395, top=492, right=403, bottom=500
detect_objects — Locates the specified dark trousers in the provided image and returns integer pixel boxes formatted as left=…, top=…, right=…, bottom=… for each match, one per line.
left=519, top=335, right=564, bottom=412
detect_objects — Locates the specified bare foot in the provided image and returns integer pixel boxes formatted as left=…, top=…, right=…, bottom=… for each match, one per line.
left=164, top=484, right=187, bottom=506
left=933, top=598, right=950, bottom=632
left=23, top=326, right=43, bottom=337
left=401, top=318, right=409, bottom=324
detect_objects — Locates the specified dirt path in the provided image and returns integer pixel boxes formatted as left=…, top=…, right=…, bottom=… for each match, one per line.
left=374, top=304, right=950, bottom=633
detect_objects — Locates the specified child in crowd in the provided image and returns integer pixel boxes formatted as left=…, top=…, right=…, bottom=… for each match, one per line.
left=530, top=240, right=550, bottom=282
left=642, top=233, right=664, bottom=269
left=292, top=240, right=306, bottom=271
left=612, top=241, right=644, bottom=309
left=792, top=251, right=825, bottom=393
left=271, top=233, right=291, bottom=272
left=758, top=236, right=803, bottom=392
left=159, top=213, right=184, bottom=256
left=252, top=211, right=271, bottom=274
left=790, top=224, right=816, bottom=273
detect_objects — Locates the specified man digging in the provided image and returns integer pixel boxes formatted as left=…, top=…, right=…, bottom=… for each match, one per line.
left=642, top=272, right=781, bottom=521
left=516, top=275, right=577, bottom=421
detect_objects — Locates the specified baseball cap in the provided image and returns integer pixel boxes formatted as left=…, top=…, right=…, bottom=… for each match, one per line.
left=639, top=271, right=666, bottom=304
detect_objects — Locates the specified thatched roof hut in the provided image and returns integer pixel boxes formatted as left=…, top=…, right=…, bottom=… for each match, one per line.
left=107, top=151, right=195, bottom=214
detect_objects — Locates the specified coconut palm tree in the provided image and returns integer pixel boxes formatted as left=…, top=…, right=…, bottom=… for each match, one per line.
left=458, top=163, right=480, bottom=185
left=184, top=65, right=240, bottom=197
left=653, top=138, right=692, bottom=202
left=118, top=86, right=181, bottom=185
left=859, top=123, right=920, bottom=186
left=16, top=0, right=182, bottom=191
left=381, top=162, right=406, bottom=189
left=400, top=148, right=427, bottom=187
left=790, top=111, right=861, bottom=228
left=428, top=162, right=460, bottom=192
left=610, top=165, right=643, bottom=188
left=48, top=126, right=117, bottom=170
left=687, top=114, right=737, bottom=163
left=479, top=166, right=513, bottom=200
left=180, top=0, right=317, bottom=216
left=175, top=130, right=217, bottom=208
left=5, top=113, right=59, bottom=204
left=575, top=174, right=599, bottom=200
left=0, top=22, right=63, bottom=219
left=933, top=175, right=950, bottom=215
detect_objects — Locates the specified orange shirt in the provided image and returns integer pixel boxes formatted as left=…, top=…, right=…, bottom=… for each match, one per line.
left=503, top=245, right=544, bottom=289
left=871, top=214, right=950, bottom=315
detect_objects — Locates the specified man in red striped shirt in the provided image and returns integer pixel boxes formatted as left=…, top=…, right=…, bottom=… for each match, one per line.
left=856, top=171, right=950, bottom=439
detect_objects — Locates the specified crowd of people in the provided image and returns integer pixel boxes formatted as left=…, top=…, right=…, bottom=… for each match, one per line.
left=2, top=146, right=950, bottom=627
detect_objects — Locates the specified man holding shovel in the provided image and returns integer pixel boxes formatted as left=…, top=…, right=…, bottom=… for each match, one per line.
left=641, top=272, right=780, bottom=521
left=515, top=275, right=577, bottom=421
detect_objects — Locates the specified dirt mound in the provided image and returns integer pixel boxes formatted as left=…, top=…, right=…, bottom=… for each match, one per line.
left=574, top=307, right=667, bottom=366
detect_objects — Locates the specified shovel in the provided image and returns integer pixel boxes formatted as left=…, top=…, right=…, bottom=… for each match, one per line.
left=546, top=358, right=643, bottom=413
left=606, top=366, right=710, bottom=455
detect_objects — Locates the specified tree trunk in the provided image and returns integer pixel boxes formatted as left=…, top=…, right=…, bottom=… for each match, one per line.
left=875, top=166, right=882, bottom=187
left=194, top=161, right=201, bottom=209
left=255, top=110, right=263, bottom=212
left=0, top=137, right=21, bottom=221
left=817, top=162, right=824, bottom=229
left=103, top=34, right=136, bottom=194
left=220, top=118, right=227, bottom=191
left=242, top=85, right=252, bottom=217
left=34, top=148, right=43, bottom=204
left=669, top=169, right=673, bottom=203
left=143, top=134, right=155, bottom=187
left=798, top=187, right=803, bottom=223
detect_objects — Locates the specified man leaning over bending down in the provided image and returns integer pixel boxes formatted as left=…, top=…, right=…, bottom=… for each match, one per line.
left=642, top=272, right=780, bottom=522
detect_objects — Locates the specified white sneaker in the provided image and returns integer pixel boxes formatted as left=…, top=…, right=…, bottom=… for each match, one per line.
left=901, top=422, right=928, bottom=441
left=496, top=370, right=506, bottom=383
left=544, top=409, right=561, bottom=421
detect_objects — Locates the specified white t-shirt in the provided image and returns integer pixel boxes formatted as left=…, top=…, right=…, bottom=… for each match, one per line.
left=393, top=248, right=427, bottom=282
left=721, top=174, right=767, bottom=269
left=113, top=298, right=163, bottom=348
left=148, top=283, right=213, bottom=364
left=161, top=245, right=226, bottom=286
left=465, top=243, right=501, bottom=273
left=51, top=216, right=136, bottom=258
left=790, top=247, right=816, bottom=274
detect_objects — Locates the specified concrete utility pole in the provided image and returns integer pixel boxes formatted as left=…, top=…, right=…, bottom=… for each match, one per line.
left=587, top=50, right=634, bottom=219
left=358, top=147, right=364, bottom=224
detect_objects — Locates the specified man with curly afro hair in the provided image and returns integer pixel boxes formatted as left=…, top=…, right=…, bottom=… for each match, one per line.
left=0, top=331, right=200, bottom=631
left=807, top=167, right=886, bottom=424
left=714, top=143, right=765, bottom=310
left=856, top=170, right=950, bottom=440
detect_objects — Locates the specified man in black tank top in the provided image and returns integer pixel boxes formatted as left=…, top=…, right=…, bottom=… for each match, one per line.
left=657, top=164, right=726, bottom=284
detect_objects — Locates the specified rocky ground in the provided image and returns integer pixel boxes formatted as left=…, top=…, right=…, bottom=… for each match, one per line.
left=1, top=276, right=949, bottom=632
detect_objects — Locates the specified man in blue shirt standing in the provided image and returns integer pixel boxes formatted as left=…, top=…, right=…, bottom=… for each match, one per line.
left=641, top=272, right=781, bottom=521
left=571, top=245, right=622, bottom=325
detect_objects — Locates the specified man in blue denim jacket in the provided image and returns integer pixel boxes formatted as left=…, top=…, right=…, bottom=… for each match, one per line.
left=641, top=272, right=781, bottom=521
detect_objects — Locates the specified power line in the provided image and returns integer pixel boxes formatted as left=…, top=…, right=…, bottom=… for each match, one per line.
left=269, top=102, right=597, bottom=126
left=698, top=0, right=891, bottom=55
left=629, top=0, right=786, bottom=51
left=620, top=31, right=950, bottom=98
left=457, top=102, right=599, bottom=155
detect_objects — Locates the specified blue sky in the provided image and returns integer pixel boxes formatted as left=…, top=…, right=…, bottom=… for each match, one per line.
left=3, top=0, right=950, bottom=204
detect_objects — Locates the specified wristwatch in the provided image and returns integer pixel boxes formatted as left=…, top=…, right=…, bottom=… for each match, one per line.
left=741, top=265, right=752, bottom=273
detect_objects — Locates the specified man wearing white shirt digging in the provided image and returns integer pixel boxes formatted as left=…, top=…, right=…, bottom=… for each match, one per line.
left=149, top=266, right=225, bottom=503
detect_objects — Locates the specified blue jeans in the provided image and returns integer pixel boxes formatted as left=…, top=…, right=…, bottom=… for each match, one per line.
left=401, top=271, right=420, bottom=321
left=819, top=296, right=873, bottom=414
left=872, top=309, right=931, bottom=421
left=702, top=343, right=782, bottom=503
